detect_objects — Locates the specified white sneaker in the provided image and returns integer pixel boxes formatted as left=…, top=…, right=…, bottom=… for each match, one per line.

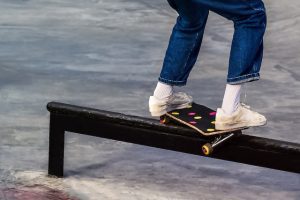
left=215, top=103, right=267, bottom=130
left=149, top=92, right=193, bottom=117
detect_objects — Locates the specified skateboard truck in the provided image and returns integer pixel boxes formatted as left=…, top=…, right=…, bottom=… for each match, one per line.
left=202, top=133, right=236, bottom=155
left=160, top=114, right=241, bottom=156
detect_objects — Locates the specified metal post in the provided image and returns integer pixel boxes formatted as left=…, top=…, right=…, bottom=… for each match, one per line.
left=48, top=113, right=65, bottom=177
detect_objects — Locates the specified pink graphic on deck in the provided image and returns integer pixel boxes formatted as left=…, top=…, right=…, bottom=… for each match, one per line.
left=209, top=112, right=216, bottom=116
left=188, top=112, right=196, bottom=116
left=189, top=121, right=197, bottom=125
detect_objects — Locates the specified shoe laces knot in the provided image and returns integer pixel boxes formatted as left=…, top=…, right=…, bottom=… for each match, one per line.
left=241, top=103, right=251, bottom=109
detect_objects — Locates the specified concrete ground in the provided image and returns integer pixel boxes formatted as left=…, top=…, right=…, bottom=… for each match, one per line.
left=0, top=0, right=299, bottom=199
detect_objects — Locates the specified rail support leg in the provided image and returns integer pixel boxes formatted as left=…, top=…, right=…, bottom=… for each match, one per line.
left=48, top=114, right=65, bottom=177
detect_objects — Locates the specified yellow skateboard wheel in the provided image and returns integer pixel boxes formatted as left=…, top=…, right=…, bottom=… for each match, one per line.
left=202, top=143, right=213, bottom=156
left=160, top=116, right=169, bottom=124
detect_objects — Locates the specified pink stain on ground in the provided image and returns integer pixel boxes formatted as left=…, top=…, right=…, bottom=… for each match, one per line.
left=209, top=112, right=216, bottom=116
left=0, top=185, right=78, bottom=200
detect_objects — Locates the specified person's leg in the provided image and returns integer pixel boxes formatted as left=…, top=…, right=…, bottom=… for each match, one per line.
left=220, top=1, right=266, bottom=116
left=226, top=2, right=266, bottom=84
left=150, top=0, right=209, bottom=116
left=158, top=0, right=209, bottom=86
left=195, top=0, right=266, bottom=83
left=193, top=0, right=267, bottom=129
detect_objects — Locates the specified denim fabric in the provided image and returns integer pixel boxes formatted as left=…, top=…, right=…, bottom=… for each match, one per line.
left=159, top=0, right=267, bottom=86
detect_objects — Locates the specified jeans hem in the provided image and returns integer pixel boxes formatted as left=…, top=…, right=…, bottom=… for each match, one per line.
left=158, top=77, right=187, bottom=86
left=227, top=73, right=260, bottom=84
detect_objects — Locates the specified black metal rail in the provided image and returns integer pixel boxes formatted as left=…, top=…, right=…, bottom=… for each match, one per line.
left=47, top=101, right=300, bottom=177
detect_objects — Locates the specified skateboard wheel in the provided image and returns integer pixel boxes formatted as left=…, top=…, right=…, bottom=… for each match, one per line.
left=202, top=143, right=213, bottom=156
left=160, top=115, right=169, bottom=124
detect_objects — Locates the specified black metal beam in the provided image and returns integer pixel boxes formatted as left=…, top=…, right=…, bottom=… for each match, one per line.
left=47, top=101, right=300, bottom=177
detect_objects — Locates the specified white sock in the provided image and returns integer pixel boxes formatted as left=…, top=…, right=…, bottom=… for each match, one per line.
left=221, top=84, right=242, bottom=115
left=153, top=82, right=174, bottom=100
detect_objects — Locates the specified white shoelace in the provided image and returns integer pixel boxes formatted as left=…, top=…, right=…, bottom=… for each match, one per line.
left=241, top=103, right=250, bottom=109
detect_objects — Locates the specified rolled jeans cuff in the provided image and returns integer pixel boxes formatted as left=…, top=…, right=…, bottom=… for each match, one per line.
left=227, top=73, right=260, bottom=85
left=158, top=77, right=187, bottom=86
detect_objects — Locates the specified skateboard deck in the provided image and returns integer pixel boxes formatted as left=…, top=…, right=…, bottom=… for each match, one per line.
left=162, top=103, right=244, bottom=136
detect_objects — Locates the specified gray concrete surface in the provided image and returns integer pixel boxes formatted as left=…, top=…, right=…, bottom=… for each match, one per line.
left=0, top=0, right=299, bottom=199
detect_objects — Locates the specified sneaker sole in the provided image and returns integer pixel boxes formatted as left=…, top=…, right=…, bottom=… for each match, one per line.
left=215, top=120, right=267, bottom=131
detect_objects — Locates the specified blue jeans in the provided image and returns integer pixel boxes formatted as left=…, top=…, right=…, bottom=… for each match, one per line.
left=159, top=0, right=267, bottom=86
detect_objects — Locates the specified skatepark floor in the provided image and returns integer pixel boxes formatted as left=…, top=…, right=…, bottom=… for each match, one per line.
left=0, top=0, right=299, bottom=199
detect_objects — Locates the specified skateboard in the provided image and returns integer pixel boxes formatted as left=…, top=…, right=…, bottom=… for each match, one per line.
left=160, top=103, right=244, bottom=155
